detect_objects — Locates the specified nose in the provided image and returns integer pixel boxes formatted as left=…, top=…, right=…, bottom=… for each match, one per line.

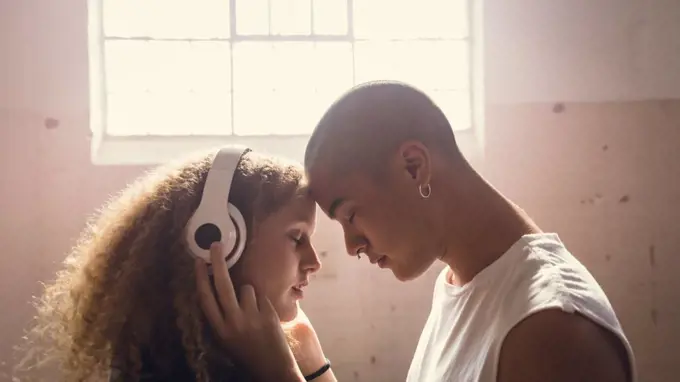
left=302, top=244, right=322, bottom=274
left=343, top=227, right=367, bottom=258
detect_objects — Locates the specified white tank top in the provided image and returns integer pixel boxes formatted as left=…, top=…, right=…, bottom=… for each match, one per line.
left=406, top=233, right=636, bottom=382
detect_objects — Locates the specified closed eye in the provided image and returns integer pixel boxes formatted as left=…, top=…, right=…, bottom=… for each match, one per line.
left=290, top=235, right=303, bottom=245
left=289, top=230, right=308, bottom=246
left=348, top=211, right=356, bottom=224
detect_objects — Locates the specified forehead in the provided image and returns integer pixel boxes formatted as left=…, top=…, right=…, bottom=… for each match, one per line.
left=260, top=193, right=317, bottom=229
left=308, top=167, right=376, bottom=217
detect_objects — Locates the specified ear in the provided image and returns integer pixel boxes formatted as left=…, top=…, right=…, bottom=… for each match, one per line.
left=394, top=140, right=432, bottom=186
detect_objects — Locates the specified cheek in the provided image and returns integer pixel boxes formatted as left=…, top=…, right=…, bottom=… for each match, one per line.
left=239, top=243, right=299, bottom=293
left=364, top=206, right=409, bottom=243
left=362, top=211, right=423, bottom=261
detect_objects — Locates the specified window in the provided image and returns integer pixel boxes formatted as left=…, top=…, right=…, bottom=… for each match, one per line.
left=88, top=0, right=479, bottom=165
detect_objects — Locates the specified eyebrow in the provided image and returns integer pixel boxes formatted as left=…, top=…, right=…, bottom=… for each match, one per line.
left=328, top=198, right=345, bottom=219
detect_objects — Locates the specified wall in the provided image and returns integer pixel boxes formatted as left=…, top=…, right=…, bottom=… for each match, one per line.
left=1, top=0, right=679, bottom=381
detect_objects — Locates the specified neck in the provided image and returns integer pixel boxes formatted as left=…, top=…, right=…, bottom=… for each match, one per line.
left=434, top=167, right=541, bottom=286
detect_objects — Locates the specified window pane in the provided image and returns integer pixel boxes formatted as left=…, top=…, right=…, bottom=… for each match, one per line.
left=107, top=93, right=153, bottom=136
left=233, top=42, right=353, bottom=135
left=105, top=40, right=232, bottom=136
left=232, top=91, right=273, bottom=135
left=311, top=43, right=354, bottom=93
left=233, top=42, right=277, bottom=92
left=353, top=0, right=467, bottom=39
left=427, top=90, right=471, bottom=131
left=270, top=0, right=312, bottom=35
left=105, top=41, right=231, bottom=94
left=107, top=92, right=232, bottom=136
left=354, top=40, right=469, bottom=90
left=103, top=0, right=230, bottom=39
left=188, top=42, right=232, bottom=92
left=235, top=0, right=269, bottom=35
left=270, top=43, right=317, bottom=90
left=312, top=0, right=348, bottom=35
left=233, top=42, right=352, bottom=92
left=105, top=41, right=154, bottom=94
left=234, top=90, right=330, bottom=135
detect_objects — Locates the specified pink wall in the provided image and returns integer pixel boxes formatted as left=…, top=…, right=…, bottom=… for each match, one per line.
left=1, top=0, right=679, bottom=381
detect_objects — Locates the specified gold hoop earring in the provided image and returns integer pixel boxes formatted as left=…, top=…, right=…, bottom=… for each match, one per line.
left=418, top=183, right=431, bottom=199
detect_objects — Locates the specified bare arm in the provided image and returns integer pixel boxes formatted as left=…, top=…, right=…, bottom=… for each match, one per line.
left=286, top=312, right=337, bottom=382
left=497, top=309, right=630, bottom=382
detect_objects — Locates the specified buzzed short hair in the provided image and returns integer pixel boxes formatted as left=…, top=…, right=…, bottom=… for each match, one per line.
left=304, top=80, right=461, bottom=177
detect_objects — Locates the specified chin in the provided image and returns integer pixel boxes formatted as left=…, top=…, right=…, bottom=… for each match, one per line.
left=392, top=268, right=421, bottom=282
left=276, top=300, right=298, bottom=323
left=392, top=258, right=436, bottom=282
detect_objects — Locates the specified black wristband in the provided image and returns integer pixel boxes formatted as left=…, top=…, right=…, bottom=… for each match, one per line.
left=304, top=359, right=331, bottom=381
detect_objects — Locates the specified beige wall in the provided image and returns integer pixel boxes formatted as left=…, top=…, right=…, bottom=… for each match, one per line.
left=1, top=0, right=679, bottom=381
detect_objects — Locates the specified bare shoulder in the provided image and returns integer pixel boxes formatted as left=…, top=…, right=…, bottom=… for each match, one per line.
left=497, top=309, right=631, bottom=382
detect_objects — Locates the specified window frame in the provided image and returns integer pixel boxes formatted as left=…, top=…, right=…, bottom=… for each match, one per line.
left=87, top=0, right=485, bottom=167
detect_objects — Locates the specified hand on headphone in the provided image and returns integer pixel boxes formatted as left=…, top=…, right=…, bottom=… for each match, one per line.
left=195, top=242, right=305, bottom=382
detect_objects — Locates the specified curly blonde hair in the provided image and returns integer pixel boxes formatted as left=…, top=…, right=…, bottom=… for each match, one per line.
left=15, top=150, right=308, bottom=382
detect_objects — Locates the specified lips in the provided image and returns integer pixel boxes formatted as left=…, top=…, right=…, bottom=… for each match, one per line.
left=291, top=280, right=308, bottom=298
left=369, top=255, right=387, bottom=265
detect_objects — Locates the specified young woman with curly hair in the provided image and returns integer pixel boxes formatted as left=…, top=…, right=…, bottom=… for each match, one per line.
left=15, top=149, right=334, bottom=382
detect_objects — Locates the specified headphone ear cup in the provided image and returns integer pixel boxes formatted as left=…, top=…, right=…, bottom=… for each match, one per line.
left=224, top=203, right=247, bottom=269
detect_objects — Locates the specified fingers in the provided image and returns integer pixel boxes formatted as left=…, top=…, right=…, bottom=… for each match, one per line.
left=240, top=285, right=259, bottom=315
left=195, top=257, right=227, bottom=336
left=210, top=242, right=241, bottom=317
left=259, top=294, right=281, bottom=324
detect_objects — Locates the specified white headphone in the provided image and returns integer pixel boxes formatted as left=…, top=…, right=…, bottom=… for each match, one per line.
left=185, top=146, right=250, bottom=268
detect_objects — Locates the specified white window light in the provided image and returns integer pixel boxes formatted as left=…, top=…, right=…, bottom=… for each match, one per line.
left=88, top=0, right=483, bottom=166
